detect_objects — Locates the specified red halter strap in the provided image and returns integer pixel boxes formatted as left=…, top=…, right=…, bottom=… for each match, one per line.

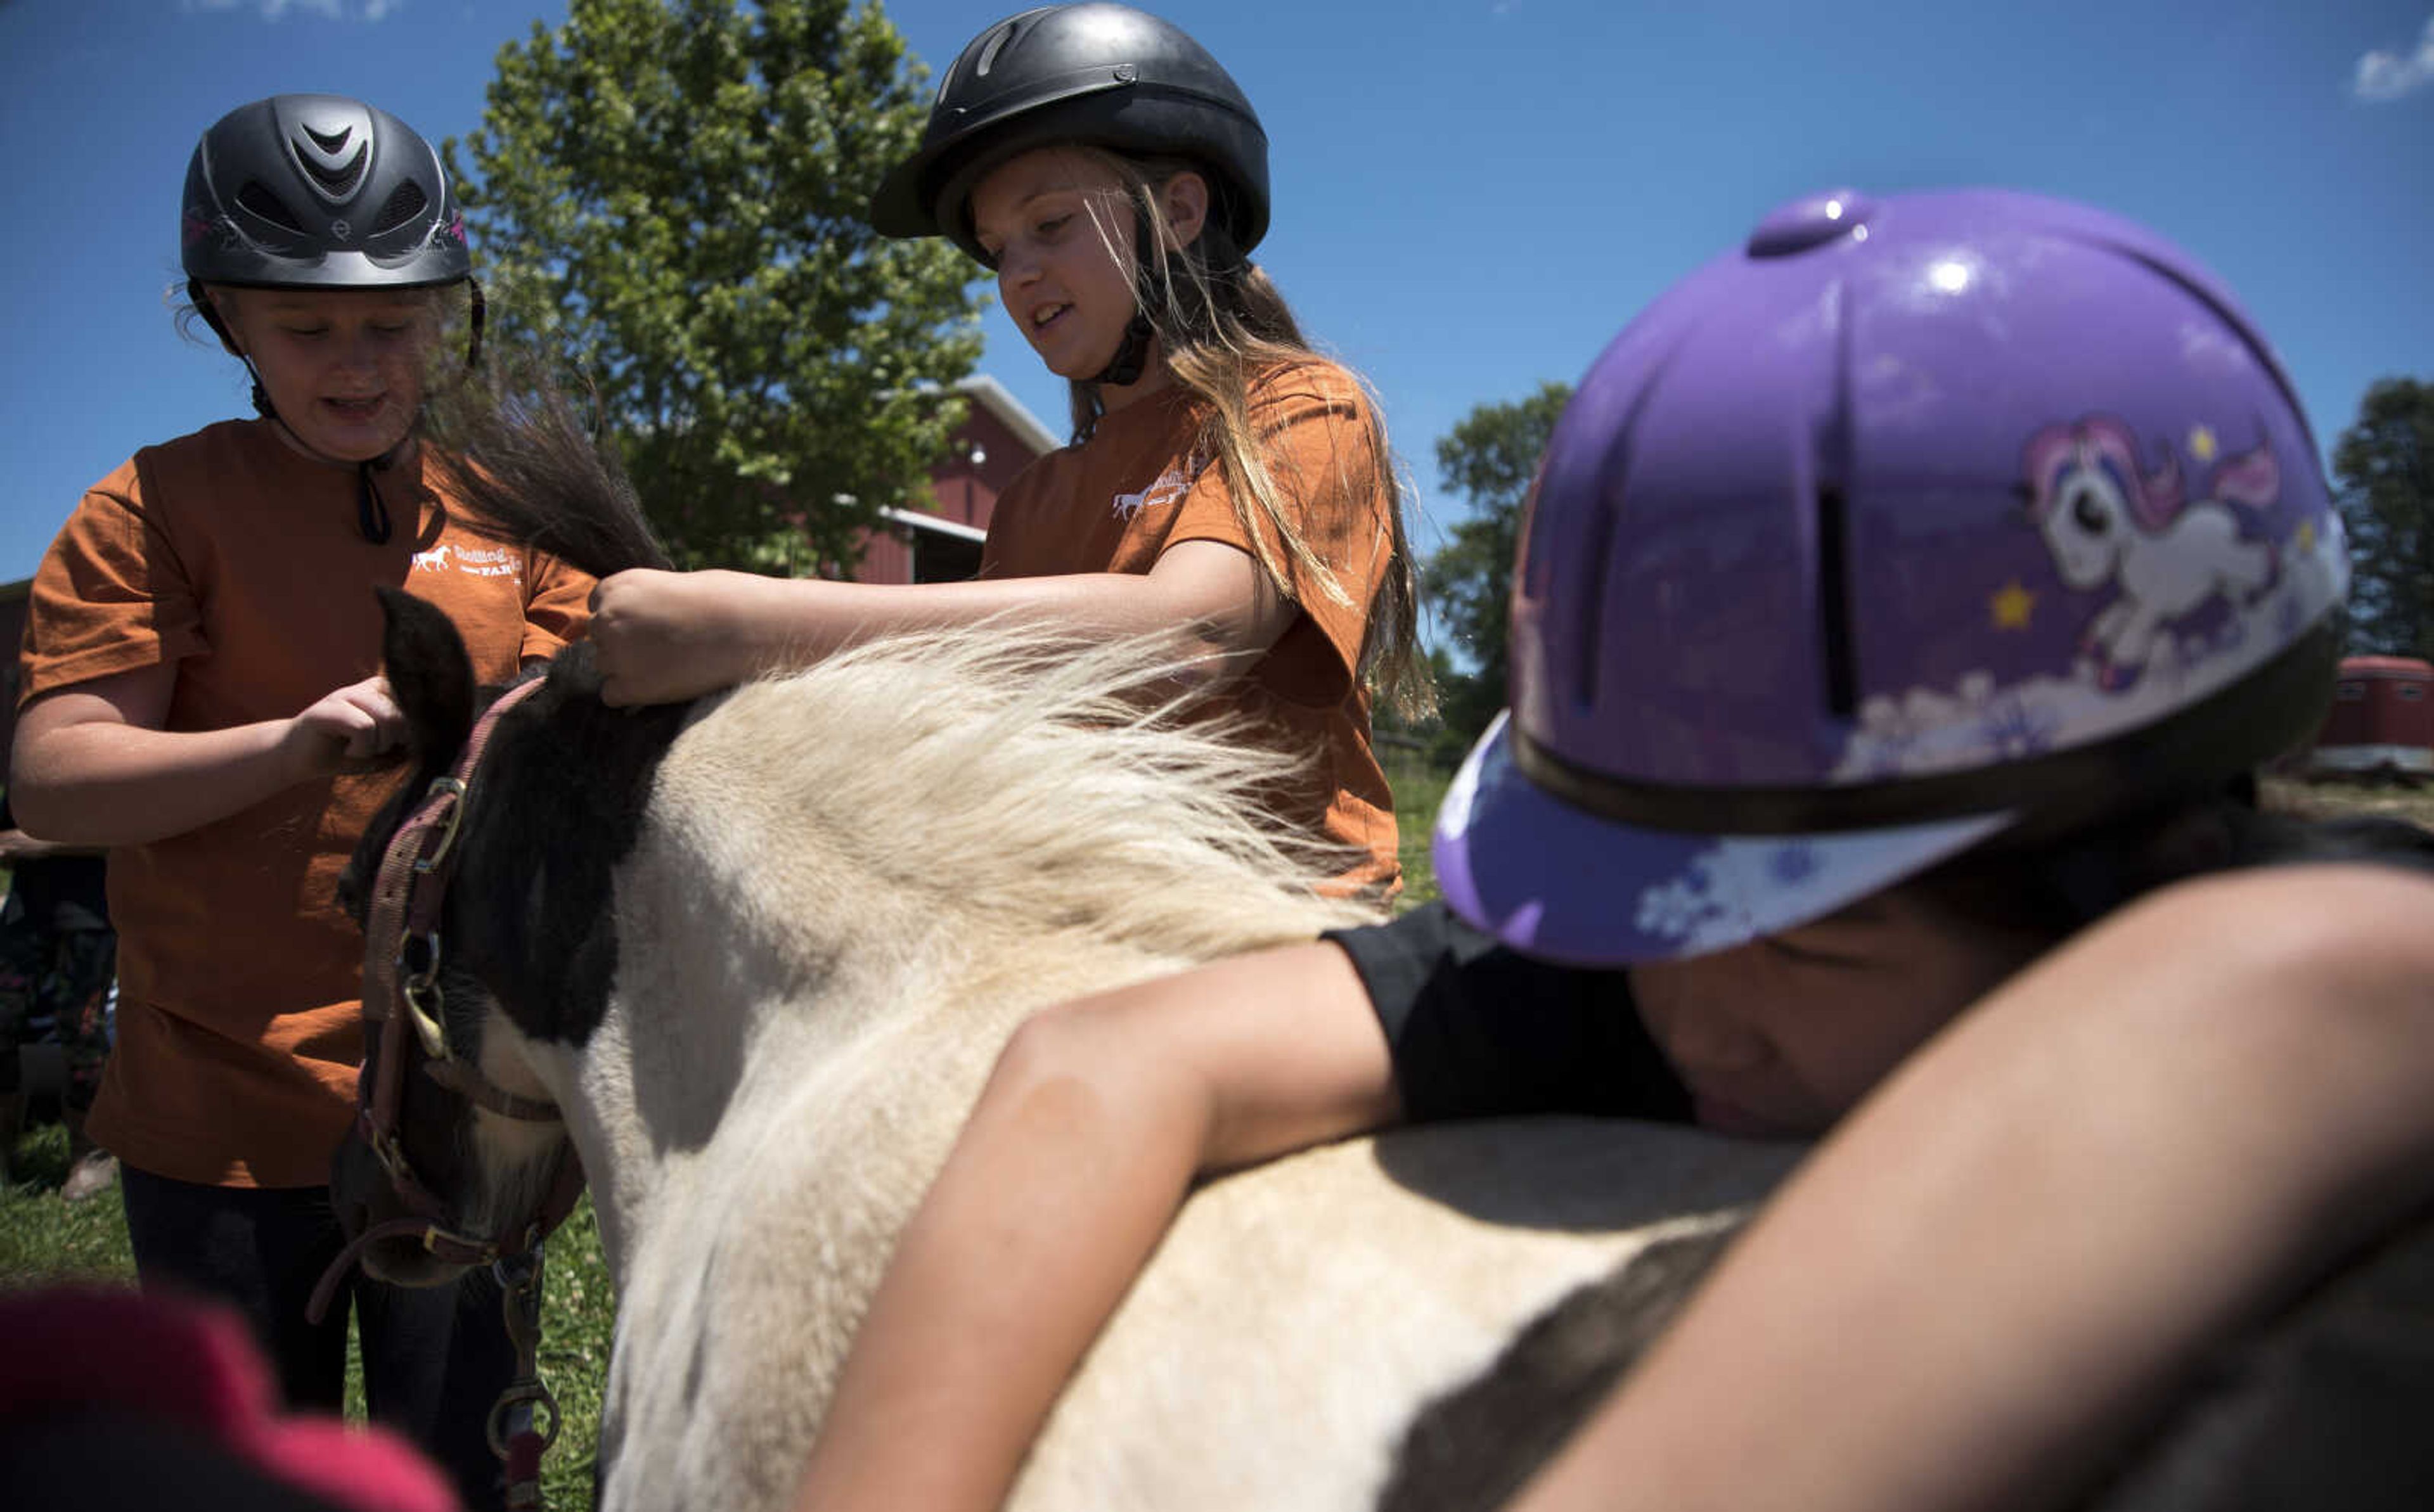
left=309, top=675, right=585, bottom=1326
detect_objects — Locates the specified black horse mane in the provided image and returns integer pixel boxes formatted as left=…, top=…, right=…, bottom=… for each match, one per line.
left=418, top=342, right=673, bottom=580
left=335, top=338, right=674, bottom=939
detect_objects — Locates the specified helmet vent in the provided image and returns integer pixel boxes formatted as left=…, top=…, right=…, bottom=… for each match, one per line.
left=235, top=181, right=306, bottom=234
left=371, top=180, right=430, bottom=236
left=1815, top=485, right=1859, bottom=719
left=975, top=22, right=1014, bottom=76
left=1568, top=494, right=1618, bottom=713
left=299, top=140, right=368, bottom=202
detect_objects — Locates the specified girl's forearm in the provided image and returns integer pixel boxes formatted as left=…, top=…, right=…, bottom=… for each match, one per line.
left=1509, top=864, right=2434, bottom=1512
left=749, top=557, right=1272, bottom=666
left=11, top=717, right=315, bottom=847
left=791, top=1018, right=1213, bottom=1512
left=792, top=943, right=1398, bottom=1512
left=593, top=546, right=1287, bottom=707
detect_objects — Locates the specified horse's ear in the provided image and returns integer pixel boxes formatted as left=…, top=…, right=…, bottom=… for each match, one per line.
left=376, top=586, right=476, bottom=772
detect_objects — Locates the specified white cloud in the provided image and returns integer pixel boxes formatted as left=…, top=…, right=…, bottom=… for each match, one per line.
left=2353, top=15, right=2434, bottom=101
left=181, top=0, right=404, bottom=20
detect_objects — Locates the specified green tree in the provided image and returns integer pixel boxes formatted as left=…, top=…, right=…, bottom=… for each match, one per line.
left=1422, top=382, right=1572, bottom=753
left=2332, top=377, right=2434, bottom=660
left=451, top=0, right=984, bottom=571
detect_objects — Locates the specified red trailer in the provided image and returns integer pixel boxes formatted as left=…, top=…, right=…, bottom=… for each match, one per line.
left=2310, top=655, right=2434, bottom=778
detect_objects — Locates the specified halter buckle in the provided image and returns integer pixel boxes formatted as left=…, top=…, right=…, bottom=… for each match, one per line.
left=372, top=1125, right=418, bottom=1189
left=399, top=932, right=451, bottom=1061
left=413, top=775, right=469, bottom=873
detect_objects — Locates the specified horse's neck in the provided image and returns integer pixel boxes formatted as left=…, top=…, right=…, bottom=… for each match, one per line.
left=560, top=939, right=1188, bottom=1510
left=565, top=929, right=1175, bottom=1378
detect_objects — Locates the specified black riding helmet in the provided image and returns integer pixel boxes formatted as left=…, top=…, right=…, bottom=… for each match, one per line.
left=180, top=94, right=481, bottom=544
left=183, top=93, right=471, bottom=291
left=869, top=3, right=1270, bottom=267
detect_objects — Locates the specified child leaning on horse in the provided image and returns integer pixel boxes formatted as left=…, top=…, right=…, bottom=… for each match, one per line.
left=585, top=1, right=1430, bottom=897
left=788, top=189, right=2434, bottom=1512
left=7, top=94, right=596, bottom=1509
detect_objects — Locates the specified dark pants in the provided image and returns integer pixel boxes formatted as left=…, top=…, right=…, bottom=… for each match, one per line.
left=119, top=1165, right=517, bottom=1510
left=0, top=903, right=115, bottom=1112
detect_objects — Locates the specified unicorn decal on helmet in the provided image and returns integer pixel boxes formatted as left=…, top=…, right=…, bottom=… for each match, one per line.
left=2023, top=417, right=2280, bottom=689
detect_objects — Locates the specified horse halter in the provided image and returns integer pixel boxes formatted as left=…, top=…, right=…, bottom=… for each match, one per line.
left=309, top=674, right=584, bottom=1326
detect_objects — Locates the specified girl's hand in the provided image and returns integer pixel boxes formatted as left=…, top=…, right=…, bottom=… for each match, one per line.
left=589, top=568, right=769, bottom=707
left=286, top=674, right=406, bottom=776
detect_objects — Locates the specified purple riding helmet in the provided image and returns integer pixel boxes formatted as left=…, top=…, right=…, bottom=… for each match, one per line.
left=1435, top=188, right=2348, bottom=966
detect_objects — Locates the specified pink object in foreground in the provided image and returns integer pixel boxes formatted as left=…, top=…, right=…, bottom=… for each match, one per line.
left=0, top=1285, right=460, bottom=1512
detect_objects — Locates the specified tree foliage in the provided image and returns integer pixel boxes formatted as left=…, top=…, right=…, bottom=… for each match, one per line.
left=450, top=0, right=984, bottom=571
left=2331, top=376, right=2434, bottom=660
left=1419, top=382, right=1573, bottom=755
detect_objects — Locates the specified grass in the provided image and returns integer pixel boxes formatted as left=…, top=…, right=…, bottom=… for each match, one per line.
left=0, top=1122, right=138, bottom=1283
left=2260, top=772, right=2434, bottom=830
left=1386, top=748, right=1454, bottom=908
left=6, top=767, right=2419, bottom=1508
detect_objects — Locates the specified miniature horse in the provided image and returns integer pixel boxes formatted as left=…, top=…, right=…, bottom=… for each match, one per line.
left=334, top=590, right=1807, bottom=1510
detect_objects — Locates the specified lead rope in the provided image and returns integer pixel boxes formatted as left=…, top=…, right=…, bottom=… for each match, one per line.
left=490, top=1247, right=562, bottom=1511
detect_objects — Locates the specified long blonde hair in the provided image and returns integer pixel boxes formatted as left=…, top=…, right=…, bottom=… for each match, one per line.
left=1064, top=150, right=1433, bottom=720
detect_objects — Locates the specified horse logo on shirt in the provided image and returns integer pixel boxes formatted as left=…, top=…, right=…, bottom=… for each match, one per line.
left=1112, top=448, right=1214, bottom=522
left=1112, top=463, right=1190, bottom=522
left=410, top=542, right=524, bottom=582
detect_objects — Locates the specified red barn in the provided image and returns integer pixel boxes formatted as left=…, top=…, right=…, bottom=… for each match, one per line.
left=852, top=375, right=1062, bottom=585
left=2310, top=655, right=2434, bottom=778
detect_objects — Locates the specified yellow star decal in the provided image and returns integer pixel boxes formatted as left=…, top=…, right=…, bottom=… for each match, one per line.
left=2187, top=425, right=2218, bottom=463
left=1990, top=579, right=2037, bottom=631
left=2295, top=518, right=2315, bottom=553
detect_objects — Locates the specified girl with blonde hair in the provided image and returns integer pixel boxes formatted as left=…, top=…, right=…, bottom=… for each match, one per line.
left=588, top=2, right=1429, bottom=896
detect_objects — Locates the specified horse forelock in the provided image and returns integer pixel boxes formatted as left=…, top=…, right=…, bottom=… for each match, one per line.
left=444, top=652, right=689, bottom=1051
left=650, top=624, right=1379, bottom=973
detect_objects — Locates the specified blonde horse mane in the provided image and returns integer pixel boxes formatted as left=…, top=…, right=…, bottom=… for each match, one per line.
left=660, top=622, right=1383, bottom=973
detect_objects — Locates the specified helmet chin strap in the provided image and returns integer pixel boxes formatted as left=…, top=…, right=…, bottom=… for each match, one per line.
left=1091, top=312, right=1156, bottom=388
left=1089, top=206, right=1163, bottom=389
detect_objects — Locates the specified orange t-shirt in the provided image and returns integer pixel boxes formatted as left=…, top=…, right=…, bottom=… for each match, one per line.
left=16, top=420, right=596, bottom=1188
left=980, top=360, right=1400, bottom=895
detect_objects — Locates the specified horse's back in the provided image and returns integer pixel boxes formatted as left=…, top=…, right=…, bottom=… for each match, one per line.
left=1014, top=1117, right=1801, bottom=1511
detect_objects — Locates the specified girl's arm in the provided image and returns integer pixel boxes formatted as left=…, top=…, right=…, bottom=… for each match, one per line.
left=589, top=539, right=1290, bottom=707
left=9, top=663, right=405, bottom=847
left=0, top=828, right=108, bottom=862
left=791, top=940, right=1402, bottom=1512
left=1507, top=862, right=2434, bottom=1512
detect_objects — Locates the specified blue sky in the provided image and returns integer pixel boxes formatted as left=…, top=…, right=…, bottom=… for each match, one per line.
left=3, top=0, right=2430, bottom=595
